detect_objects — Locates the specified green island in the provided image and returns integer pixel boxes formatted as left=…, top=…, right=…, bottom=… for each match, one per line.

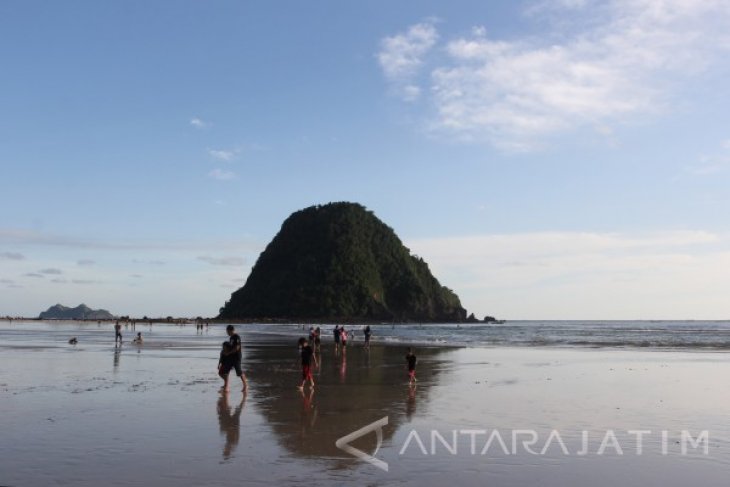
left=218, top=202, right=470, bottom=323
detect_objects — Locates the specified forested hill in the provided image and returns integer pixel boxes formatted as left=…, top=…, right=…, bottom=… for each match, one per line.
left=218, top=202, right=467, bottom=322
left=39, top=304, right=115, bottom=320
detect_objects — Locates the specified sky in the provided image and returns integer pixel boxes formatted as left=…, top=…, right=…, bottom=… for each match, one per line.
left=2, top=0, right=730, bottom=320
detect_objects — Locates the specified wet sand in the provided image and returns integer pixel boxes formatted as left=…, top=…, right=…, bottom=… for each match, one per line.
left=1, top=321, right=729, bottom=486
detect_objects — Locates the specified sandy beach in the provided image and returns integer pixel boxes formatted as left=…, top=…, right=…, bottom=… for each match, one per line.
left=1, top=321, right=729, bottom=486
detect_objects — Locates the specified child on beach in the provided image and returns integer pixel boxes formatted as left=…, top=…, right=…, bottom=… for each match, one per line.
left=363, top=325, right=371, bottom=349
left=132, top=332, right=143, bottom=344
left=218, top=342, right=233, bottom=380
left=405, top=348, right=417, bottom=386
left=298, top=338, right=318, bottom=390
left=340, top=326, right=348, bottom=349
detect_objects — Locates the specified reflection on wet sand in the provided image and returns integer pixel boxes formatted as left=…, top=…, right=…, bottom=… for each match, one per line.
left=406, top=385, right=417, bottom=421
left=217, top=392, right=246, bottom=460
left=244, top=341, right=451, bottom=466
left=298, top=388, right=318, bottom=441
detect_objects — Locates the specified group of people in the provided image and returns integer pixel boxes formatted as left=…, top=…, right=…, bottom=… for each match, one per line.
left=113, top=321, right=143, bottom=345
left=215, top=323, right=418, bottom=392
left=330, top=324, right=372, bottom=350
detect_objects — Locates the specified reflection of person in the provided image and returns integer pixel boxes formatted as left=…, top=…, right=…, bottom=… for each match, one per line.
left=406, top=348, right=417, bottom=386
left=406, top=384, right=417, bottom=420
left=113, top=348, right=121, bottom=369
left=299, top=387, right=317, bottom=438
left=217, top=392, right=246, bottom=460
left=339, top=349, right=347, bottom=383
left=220, top=325, right=248, bottom=392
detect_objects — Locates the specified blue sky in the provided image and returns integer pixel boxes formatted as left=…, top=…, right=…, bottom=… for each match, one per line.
left=2, top=0, right=730, bottom=319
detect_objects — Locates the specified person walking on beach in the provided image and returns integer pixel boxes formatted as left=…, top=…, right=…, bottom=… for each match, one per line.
left=333, top=325, right=341, bottom=352
left=114, top=321, right=122, bottom=345
left=363, top=325, right=372, bottom=349
left=314, top=326, right=321, bottom=353
left=220, top=325, right=248, bottom=392
left=298, top=337, right=317, bottom=390
left=405, top=348, right=417, bottom=386
left=340, top=326, right=348, bottom=350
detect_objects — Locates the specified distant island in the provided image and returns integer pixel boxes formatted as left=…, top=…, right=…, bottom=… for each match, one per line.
left=39, top=304, right=115, bottom=320
left=219, top=202, right=469, bottom=323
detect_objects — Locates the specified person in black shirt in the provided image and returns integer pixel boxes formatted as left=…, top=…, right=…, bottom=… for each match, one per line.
left=220, top=325, right=248, bottom=392
left=298, top=338, right=318, bottom=390
left=405, top=348, right=417, bottom=386
left=363, top=325, right=372, bottom=349
left=333, top=325, right=341, bottom=352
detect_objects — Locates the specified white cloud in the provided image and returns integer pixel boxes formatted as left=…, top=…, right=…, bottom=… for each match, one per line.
left=208, top=168, right=236, bottom=181
left=378, top=22, right=438, bottom=79
left=197, top=255, right=246, bottom=267
left=208, top=148, right=237, bottom=161
left=377, top=22, right=438, bottom=101
left=687, top=139, right=730, bottom=175
left=407, top=230, right=730, bottom=319
left=190, top=117, right=209, bottom=129
left=381, top=1, right=730, bottom=150
left=402, top=85, right=421, bottom=102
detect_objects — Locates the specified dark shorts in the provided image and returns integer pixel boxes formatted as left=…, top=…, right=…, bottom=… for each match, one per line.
left=220, top=360, right=243, bottom=377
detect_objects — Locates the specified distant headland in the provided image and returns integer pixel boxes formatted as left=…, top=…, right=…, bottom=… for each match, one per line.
left=219, top=202, right=488, bottom=323
left=39, top=304, right=115, bottom=320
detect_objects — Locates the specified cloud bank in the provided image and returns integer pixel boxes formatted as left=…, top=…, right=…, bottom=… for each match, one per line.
left=379, top=1, right=730, bottom=150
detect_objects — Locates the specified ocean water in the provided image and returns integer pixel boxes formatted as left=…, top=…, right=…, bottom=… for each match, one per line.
left=4, top=320, right=729, bottom=351
left=243, top=320, right=730, bottom=349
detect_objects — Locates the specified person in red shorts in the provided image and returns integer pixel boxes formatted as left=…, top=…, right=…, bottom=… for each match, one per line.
left=298, top=337, right=318, bottom=390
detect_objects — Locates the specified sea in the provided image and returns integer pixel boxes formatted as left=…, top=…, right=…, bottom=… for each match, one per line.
left=2, top=319, right=730, bottom=350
